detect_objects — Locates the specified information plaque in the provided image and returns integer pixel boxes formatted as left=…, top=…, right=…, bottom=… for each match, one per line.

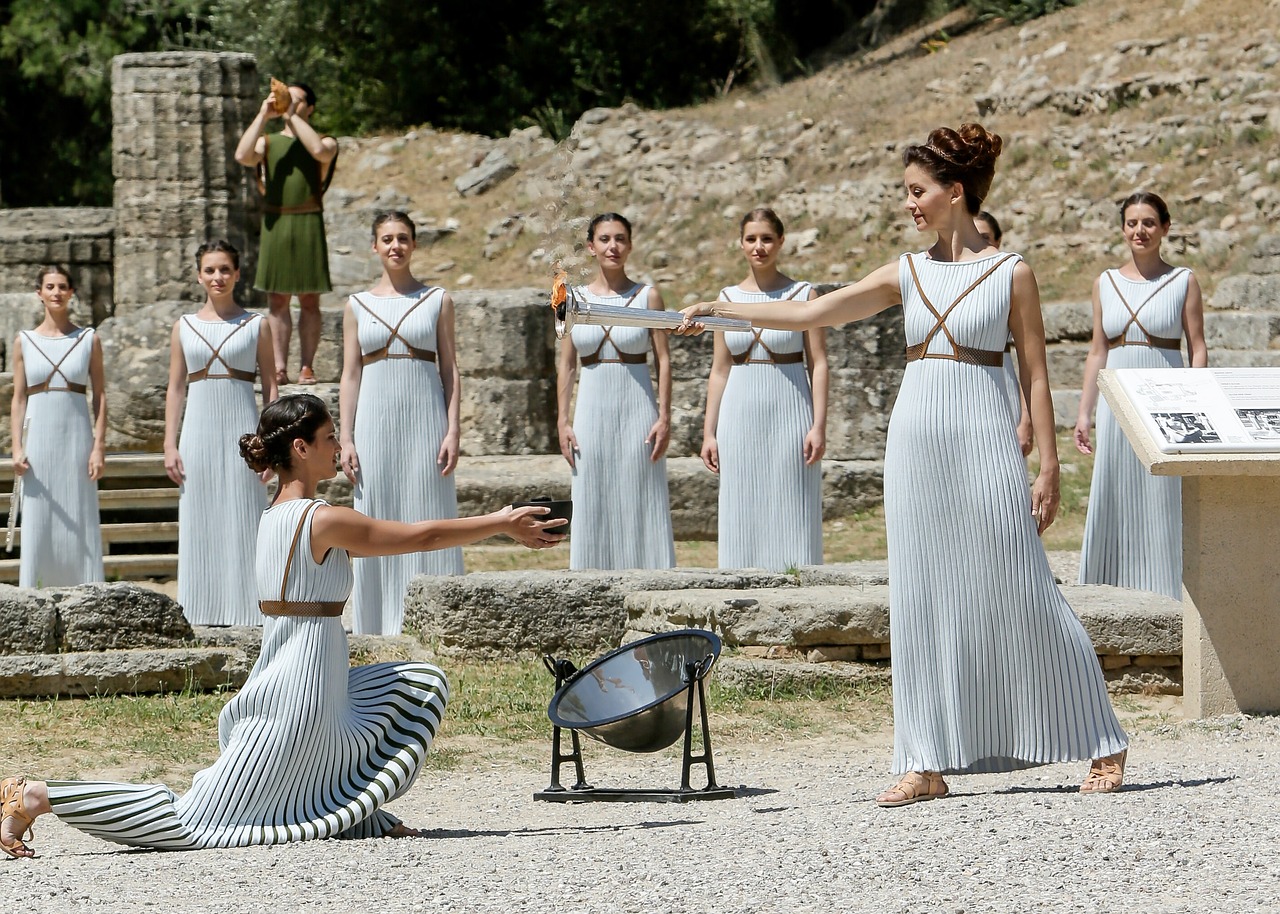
left=1114, top=367, right=1280, bottom=454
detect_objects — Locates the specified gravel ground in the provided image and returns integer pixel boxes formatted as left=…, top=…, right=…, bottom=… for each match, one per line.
left=5, top=701, right=1279, bottom=913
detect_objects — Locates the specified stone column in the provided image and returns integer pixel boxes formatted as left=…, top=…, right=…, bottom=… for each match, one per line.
left=111, top=52, right=261, bottom=311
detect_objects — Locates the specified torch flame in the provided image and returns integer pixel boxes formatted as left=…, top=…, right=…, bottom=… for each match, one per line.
left=551, top=269, right=568, bottom=309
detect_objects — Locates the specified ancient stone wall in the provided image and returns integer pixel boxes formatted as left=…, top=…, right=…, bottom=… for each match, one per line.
left=111, top=52, right=261, bottom=310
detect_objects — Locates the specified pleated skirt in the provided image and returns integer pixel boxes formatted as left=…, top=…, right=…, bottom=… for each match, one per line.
left=716, top=362, right=822, bottom=570
left=46, top=616, right=449, bottom=849
left=884, top=360, right=1127, bottom=774
left=1078, top=346, right=1184, bottom=600
left=569, top=362, right=675, bottom=570
left=18, top=391, right=104, bottom=587
left=351, top=360, right=462, bottom=636
left=178, top=379, right=267, bottom=625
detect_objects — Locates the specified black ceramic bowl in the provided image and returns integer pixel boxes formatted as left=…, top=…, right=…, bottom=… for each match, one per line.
left=512, top=496, right=572, bottom=535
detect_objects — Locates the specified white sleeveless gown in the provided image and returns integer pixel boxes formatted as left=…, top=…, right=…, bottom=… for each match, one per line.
left=46, top=498, right=450, bottom=847
left=16, top=328, right=104, bottom=587
left=349, top=289, right=462, bottom=636
left=885, top=252, right=1127, bottom=775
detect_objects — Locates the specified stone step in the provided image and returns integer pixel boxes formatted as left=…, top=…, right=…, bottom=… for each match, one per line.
left=625, top=581, right=1182, bottom=694
left=7, top=521, right=178, bottom=550
left=0, top=553, right=178, bottom=583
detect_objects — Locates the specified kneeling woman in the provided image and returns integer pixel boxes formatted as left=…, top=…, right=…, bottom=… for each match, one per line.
left=1, top=394, right=561, bottom=857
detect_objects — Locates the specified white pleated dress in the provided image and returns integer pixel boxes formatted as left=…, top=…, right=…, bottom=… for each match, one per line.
left=176, top=314, right=269, bottom=626
left=349, top=289, right=462, bottom=636
left=16, top=329, right=104, bottom=587
left=714, top=282, right=822, bottom=570
left=885, top=251, right=1127, bottom=775
left=46, top=498, right=450, bottom=848
left=1079, top=268, right=1190, bottom=600
left=568, top=284, right=675, bottom=570
left=1001, top=334, right=1022, bottom=429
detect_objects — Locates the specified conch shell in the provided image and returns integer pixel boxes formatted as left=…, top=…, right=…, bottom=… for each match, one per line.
left=269, top=78, right=291, bottom=114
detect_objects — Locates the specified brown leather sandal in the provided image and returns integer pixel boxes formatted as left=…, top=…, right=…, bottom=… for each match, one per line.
left=1, top=776, right=36, bottom=859
left=876, top=771, right=949, bottom=808
left=297, top=367, right=317, bottom=385
left=1080, top=749, right=1128, bottom=794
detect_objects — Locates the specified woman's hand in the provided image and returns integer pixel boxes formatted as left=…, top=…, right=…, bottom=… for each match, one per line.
left=803, top=426, right=826, bottom=466
left=675, top=302, right=718, bottom=336
left=1073, top=418, right=1093, bottom=456
left=88, top=446, right=106, bottom=481
left=1030, top=469, right=1060, bottom=536
left=558, top=424, right=579, bottom=469
left=11, top=452, right=28, bottom=478
left=163, top=447, right=185, bottom=485
left=645, top=417, right=670, bottom=462
left=340, top=441, right=360, bottom=484
left=700, top=436, right=719, bottom=473
left=1016, top=416, right=1034, bottom=457
left=500, top=505, right=566, bottom=550
left=260, top=95, right=281, bottom=120
left=437, top=431, right=460, bottom=476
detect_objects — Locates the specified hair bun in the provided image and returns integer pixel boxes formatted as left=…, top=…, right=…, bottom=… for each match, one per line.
left=926, top=123, right=1002, bottom=172
left=239, top=433, right=271, bottom=474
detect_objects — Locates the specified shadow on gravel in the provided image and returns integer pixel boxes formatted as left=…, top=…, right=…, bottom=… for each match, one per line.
left=988, top=775, right=1235, bottom=796
left=419, top=820, right=705, bottom=839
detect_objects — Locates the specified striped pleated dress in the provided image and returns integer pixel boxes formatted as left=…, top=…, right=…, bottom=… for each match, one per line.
left=176, top=314, right=269, bottom=626
left=567, top=284, right=675, bottom=570
left=46, top=498, right=449, bottom=848
left=1001, top=333, right=1022, bottom=431
left=1079, top=268, right=1191, bottom=600
left=714, top=282, right=822, bottom=571
left=885, top=251, right=1127, bottom=775
left=349, top=289, right=462, bottom=636
left=16, top=328, right=104, bottom=587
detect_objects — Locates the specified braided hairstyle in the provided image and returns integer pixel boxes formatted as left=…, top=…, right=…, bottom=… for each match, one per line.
left=901, top=124, right=1003, bottom=215
left=239, top=394, right=331, bottom=473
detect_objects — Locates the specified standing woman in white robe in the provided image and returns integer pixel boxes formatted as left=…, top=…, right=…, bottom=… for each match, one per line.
left=164, top=241, right=278, bottom=625
left=1074, top=192, right=1207, bottom=599
left=556, top=213, right=675, bottom=570
left=1, top=394, right=563, bottom=859
left=9, top=265, right=106, bottom=586
left=679, top=123, right=1129, bottom=805
left=339, top=210, right=463, bottom=635
left=701, top=208, right=827, bottom=570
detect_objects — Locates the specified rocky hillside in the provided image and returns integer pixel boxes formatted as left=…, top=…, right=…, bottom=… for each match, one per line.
left=319, top=0, right=1279, bottom=307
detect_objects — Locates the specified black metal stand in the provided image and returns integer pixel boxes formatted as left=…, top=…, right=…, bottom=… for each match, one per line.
left=534, top=654, right=737, bottom=803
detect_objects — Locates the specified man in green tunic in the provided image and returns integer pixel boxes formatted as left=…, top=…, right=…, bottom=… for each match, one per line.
left=235, top=83, right=338, bottom=385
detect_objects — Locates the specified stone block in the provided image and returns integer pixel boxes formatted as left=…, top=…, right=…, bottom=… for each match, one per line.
left=1053, top=388, right=1081, bottom=431
left=97, top=300, right=189, bottom=449
left=452, top=288, right=557, bottom=380
left=1212, top=273, right=1280, bottom=311
left=459, top=377, right=556, bottom=456
left=49, top=582, right=193, bottom=652
left=1207, top=349, right=1280, bottom=370
left=713, top=655, right=890, bottom=692
left=1248, top=234, right=1280, bottom=273
left=668, top=458, right=719, bottom=539
left=667, top=333, right=715, bottom=380
left=453, top=455, right=569, bottom=518
left=454, top=149, right=518, bottom=196
left=0, top=647, right=253, bottom=699
left=1203, top=311, right=1279, bottom=350
left=1046, top=342, right=1090, bottom=391
left=795, top=561, right=890, bottom=586
left=669, top=377, right=707, bottom=457
left=625, top=584, right=890, bottom=647
left=0, top=585, right=59, bottom=654
left=806, top=645, right=863, bottom=662
left=405, top=567, right=796, bottom=657
left=825, top=367, right=902, bottom=460
left=1059, top=584, right=1182, bottom=656
left=1041, top=300, right=1093, bottom=342
left=824, top=310, right=907, bottom=372
left=821, top=461, right=885, bottom=517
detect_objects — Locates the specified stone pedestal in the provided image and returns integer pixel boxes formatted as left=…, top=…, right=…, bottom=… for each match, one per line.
left=1099, top=369, right=1280, bottom=717
left=111, top=52, right=261, bottom=311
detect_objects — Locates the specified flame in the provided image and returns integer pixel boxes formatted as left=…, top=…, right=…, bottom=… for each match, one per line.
left=551, top=270, right=568, bottom=309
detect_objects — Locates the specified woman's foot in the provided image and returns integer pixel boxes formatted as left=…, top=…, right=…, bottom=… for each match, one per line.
left=1, top=777, right=36, bottom=859
left=387, top=822, right=423, bottom=838
left=275, top=368, right=291, bottom=386
left=1080, top=749, right=1127, bottom=794
left=876, top=771, right=949, bottom=808
left=297, top=366, right=317, bottom=385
